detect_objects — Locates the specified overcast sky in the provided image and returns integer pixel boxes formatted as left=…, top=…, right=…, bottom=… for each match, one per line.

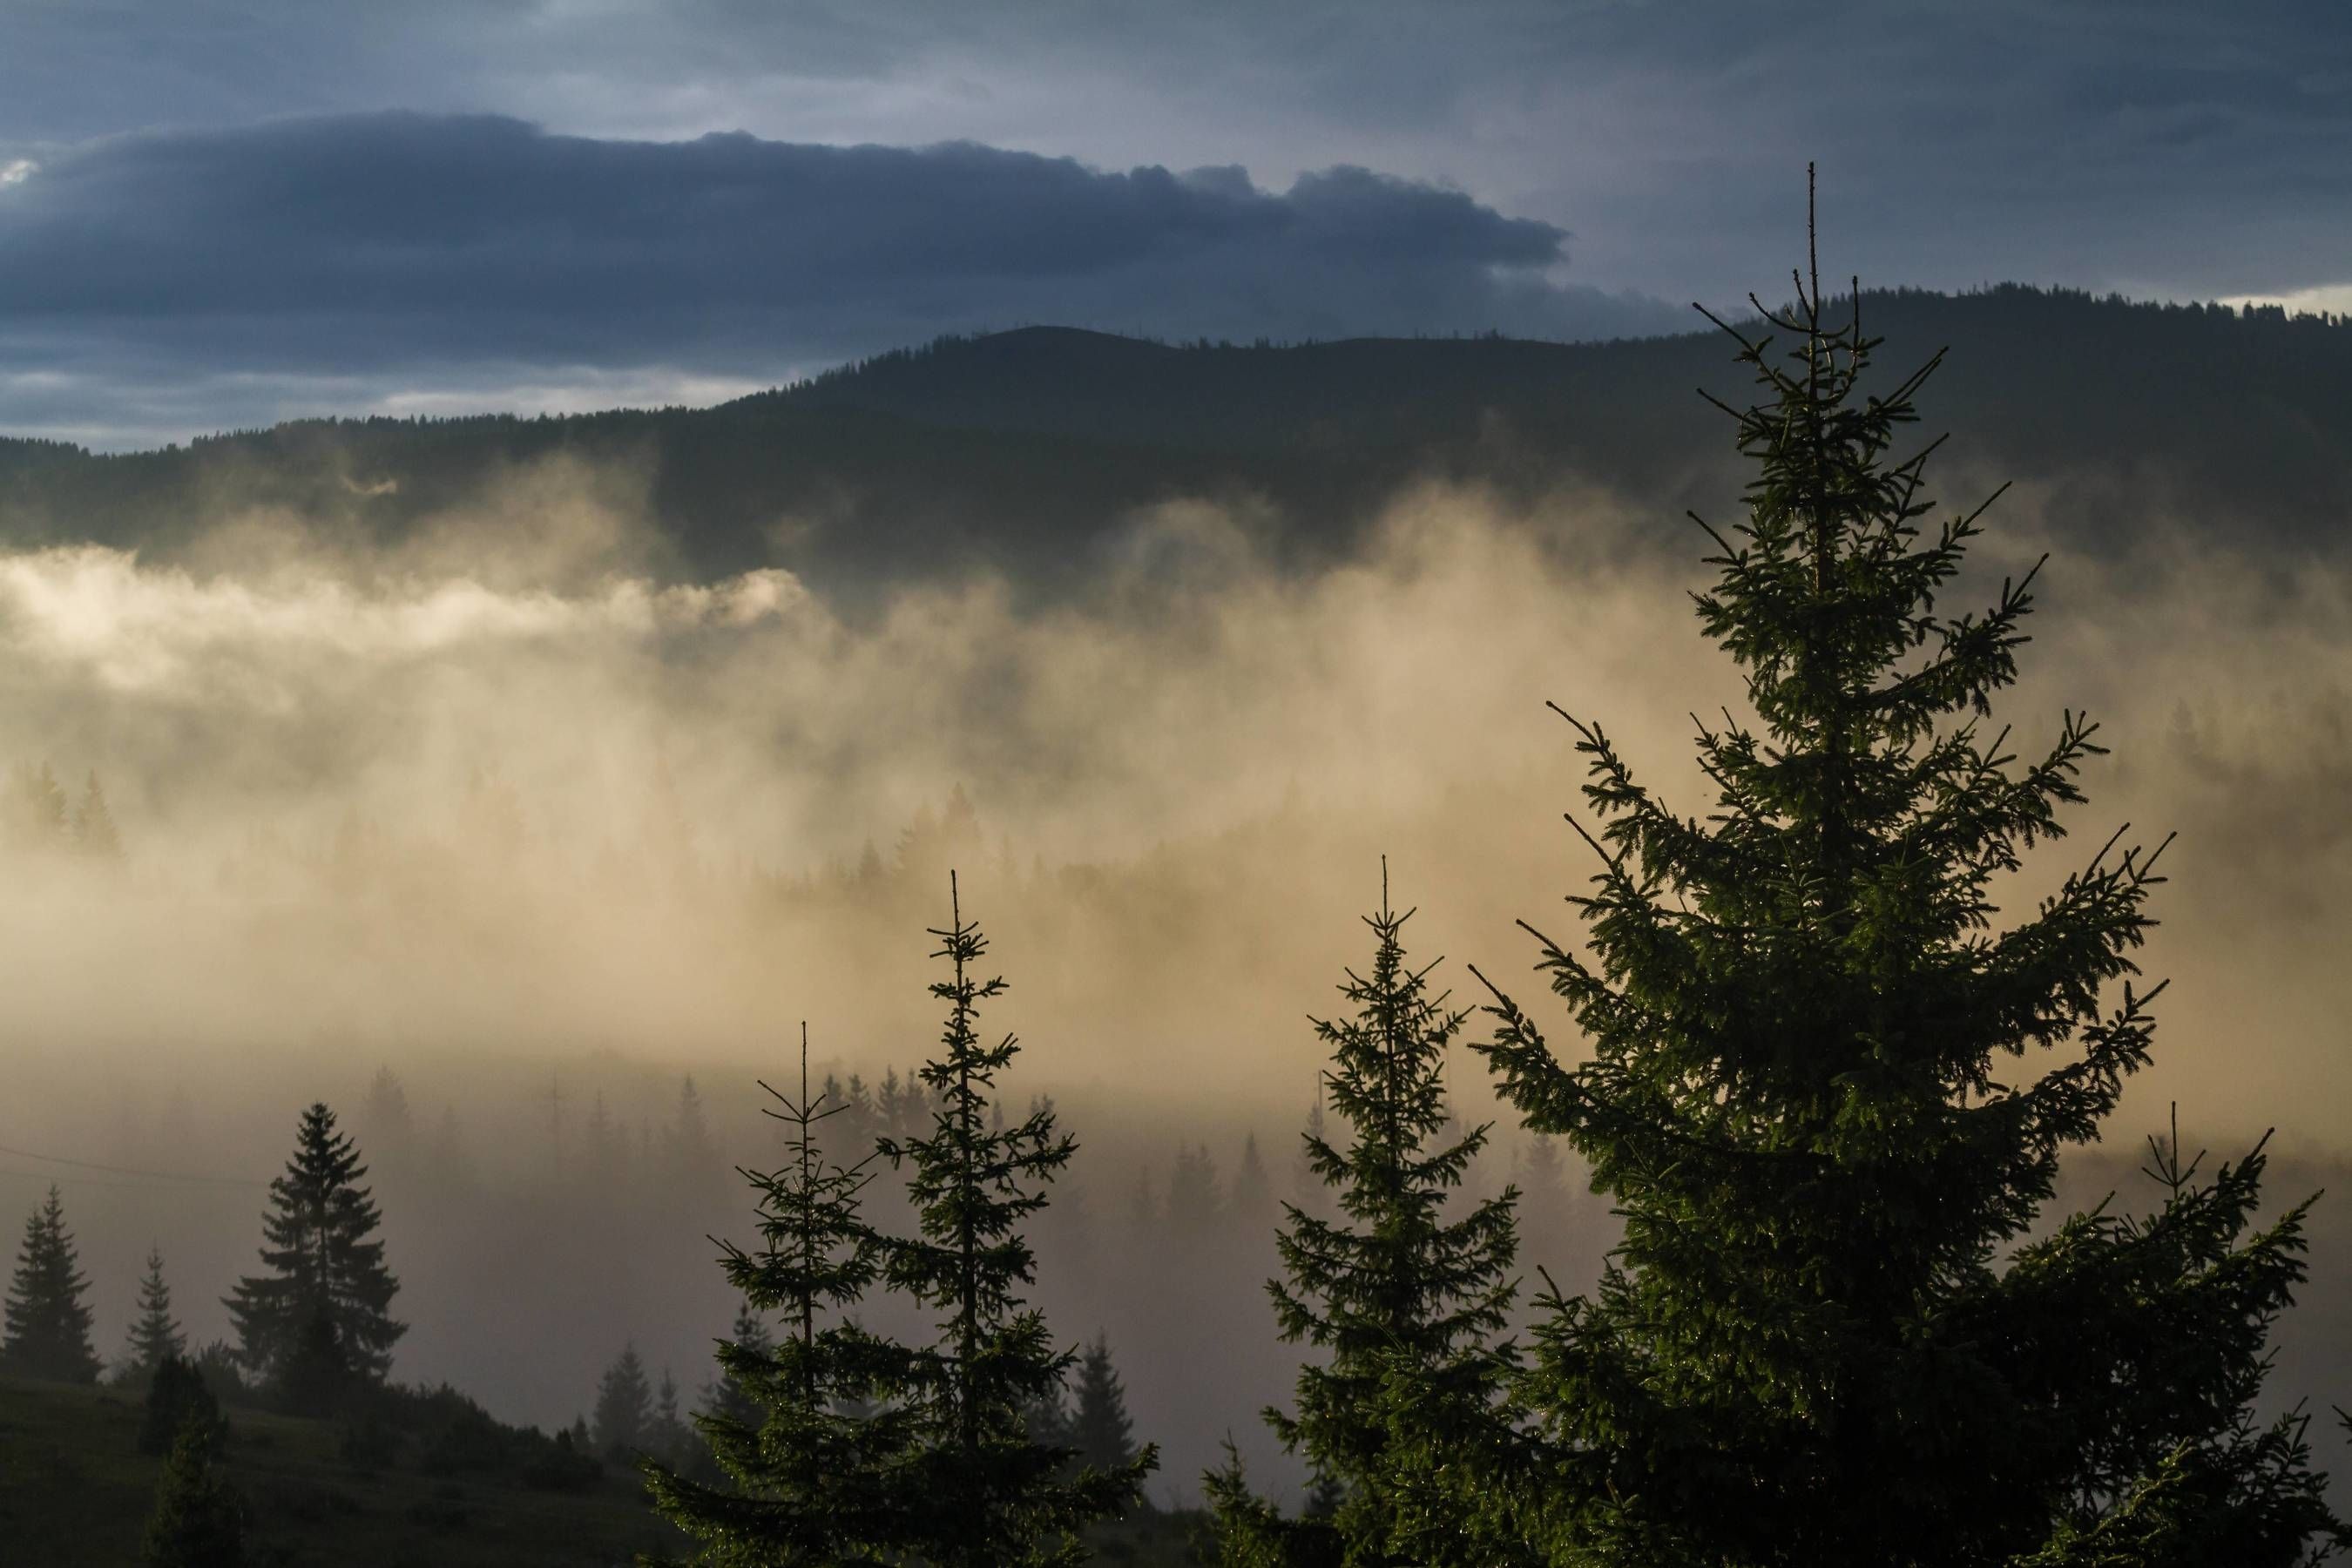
left=3, top=0, right=2349, bottom=447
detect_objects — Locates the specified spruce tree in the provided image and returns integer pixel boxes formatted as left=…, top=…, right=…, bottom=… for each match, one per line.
left=1208, top=868, right=1518, bottom=1568
left=1467, top=189, right=2346, bottom=1565
left=870, top=875, right=1157, bottom=1566
left=140, top=1353, right=225, bottom=1457
left=142, top=1413, right=246, bottom=1568
left=73, top=769, right=122, bottom=859
left=3, top=1185, right=102, bottom=1383
left=223, top=1103, right=403, bottom=1404
left=652, top=1367, right=693, bottom=1469
left=700, top=1303, right=776, bottom=1434
left=125, top=1245, right=188, bottom=1379
left=594, top=1342, right=653, bottom=1459
left=1070, top=1335, right=1141, bottom=1477
left=645, top=1022, right=910, bottom=1563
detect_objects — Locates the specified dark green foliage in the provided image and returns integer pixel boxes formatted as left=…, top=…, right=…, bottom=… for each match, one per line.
left=3, top=1185, right=102, bottom=1384
left=224, top=1103, right=404, bottom=1407
left=592, top=1342, right=652, bottom=1460
left=645, top=1019, right=909, bottom=1562
left=1469, top=207, right=2347, bottom=1565
left=1070, top=1335, right=1142, bottom=1479
left=142, top=1416, right=246, bottom=1568
left=869, top=875, right=1159, bottom=1566
left=141, top=1355, right=225, bottom=1457
left=1210, top=870, right=1517, bottom=1568
left=125, top=1247, right=188, bottom=1381
left=0, top=1374, right=668, bottom=1565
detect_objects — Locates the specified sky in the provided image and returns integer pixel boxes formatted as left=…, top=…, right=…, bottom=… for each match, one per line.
left=2, top=0, right=2350, bottom=445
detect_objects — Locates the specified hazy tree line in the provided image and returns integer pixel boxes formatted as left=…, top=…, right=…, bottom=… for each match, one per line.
left=10, top=227, right=2350, bottom=1565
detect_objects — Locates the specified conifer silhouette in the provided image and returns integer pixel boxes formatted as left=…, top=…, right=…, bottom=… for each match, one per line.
left=125, top=1245, right=187, bottom=1379
left=223, top=1103, right=402, bottom=1406
left=1070, top=1335, right=1143, bottom=1478
left=868, top=875, right=1158, bottom=1566
left=1209, top=864, right=1518, bottom=1568
left=1468, top=175, right=2347, bottom=1564
left=645, top=1023, right=910, bottom=1562
left=3, top=1185, right=102, bottom=1383
left=593, top=1342, right=652, bottom=1459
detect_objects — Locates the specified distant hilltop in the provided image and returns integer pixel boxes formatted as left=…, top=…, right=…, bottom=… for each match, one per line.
left=3, top=285, right=2347, bottom=591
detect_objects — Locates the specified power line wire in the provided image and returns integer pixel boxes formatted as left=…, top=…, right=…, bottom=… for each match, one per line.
left=0, top=1141, right=266, bottom=1186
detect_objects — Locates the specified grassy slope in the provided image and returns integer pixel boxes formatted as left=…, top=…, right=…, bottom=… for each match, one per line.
left=0, top=1374, right=1203, bottom=1567
left=0, top=1374, right=679, bottom=1566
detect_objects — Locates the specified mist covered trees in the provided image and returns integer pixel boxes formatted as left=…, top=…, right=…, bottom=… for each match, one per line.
left=3, top=1184, right=103, bottom=1383
left=651, top=881, right=1156, bottom=1565
left=868, top=875, right=1159, bottom=1565
left=123, top=1245, right=188, bottom=1382
left=1069, top=1335, right=1143, bottom=1479
left=1209, top=870, right=1518, bottom=1567
left=645, top=1024, right=906, bottom=1560
left=1463, top=217, right=2345, bottom=1563
left=592, top=1342, right=653, bottom=1460
left=224, top=1102, right=404, bottom=1411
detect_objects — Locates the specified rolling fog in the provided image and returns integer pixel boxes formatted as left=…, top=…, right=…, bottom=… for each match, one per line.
left=3, top=456, right=2350, bottom=1499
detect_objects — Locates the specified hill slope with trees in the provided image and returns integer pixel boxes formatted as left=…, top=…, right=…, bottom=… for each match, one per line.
left=0, top=287, right=2344, bottom=595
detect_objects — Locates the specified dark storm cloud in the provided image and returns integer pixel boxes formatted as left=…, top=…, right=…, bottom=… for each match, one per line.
left=6, top=2, right=2352, bottom=309
left=0, top=112, right=1679, bottom=441
left=4, top=1, right=2351, bottom=443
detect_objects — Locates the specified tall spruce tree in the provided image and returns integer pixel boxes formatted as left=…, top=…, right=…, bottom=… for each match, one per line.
left=871, top=875, right=1157, bottom=1566
left=3, top=1185, right=102, bottom=1383
left=224, top=1103, right=403, bottom=1405
left=1208, top=867, right=1519, bottom=1568
left=594, top=1342, right=653, bottom=1459
left=125, top=1245, right=188, bottom=1379
left=1465, top=186, right=2346, bottom=1565
left=645, top=1024, right=915, bottom=1564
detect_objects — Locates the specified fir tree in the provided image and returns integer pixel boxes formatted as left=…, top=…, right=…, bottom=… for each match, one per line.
left=652, top=1367, right=694, bottom=1469
left=1209, top=866, right=1518, bottom=1568
left=8, top=759, right=68, bottom=850
left=125, top=1245, right=187, bottom=1379
left=223, top=1103, right=403, bottom=1405
left=593, top=1342, right=653, bottom=1459
left=142, top=1415, right=246, bottom=1568
left=870, top=875, right=1157, bottom=1566
left=140, top=1353, right=224, bottom=1457
left=668, top=1074, right=723, bottom=1195
left=360, top=1067, right=412, bottom=1156
left=1288, top=1092, right=1330, bottom=1224
left=72, top=769, right=122, bottom=859
left=1467, top=186, right=2347, bottom=1565
left=3, top=1186, right=102, bottom=1383
left=1070, top=1335, right=1142, bottom=1477
left=700, top=1302, right=776, bottom=1434
left=645, top=1022, right=910, bottom=1563
left=1229, top=1134, right=1274, bottom=1230
left=1166, top=1143, right=1223, bottom=1247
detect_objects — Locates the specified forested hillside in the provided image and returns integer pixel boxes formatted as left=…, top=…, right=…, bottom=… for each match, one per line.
left=2, top=287, right=2346, bottom=594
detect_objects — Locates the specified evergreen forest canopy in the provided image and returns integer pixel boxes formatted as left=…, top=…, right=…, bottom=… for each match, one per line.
left=8, top=225, right=2352, bottom=1565
left=0, top=285, right=2349, bottom=595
